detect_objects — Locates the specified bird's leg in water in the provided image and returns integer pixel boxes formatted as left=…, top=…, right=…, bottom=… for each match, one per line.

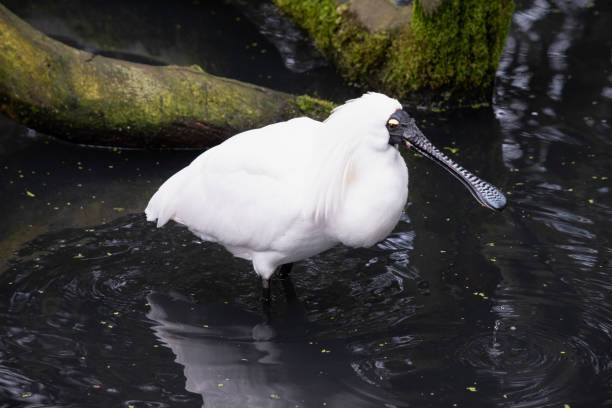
left=261, top=278, right=271, bottom=307
left=281, top=273, right=298, bottom=303
left=280, top=273, right=310, bottom=327
left=278, top=263, right=293, bottom=279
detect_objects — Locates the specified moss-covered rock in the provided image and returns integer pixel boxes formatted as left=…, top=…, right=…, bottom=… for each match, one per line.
left=272, top=0, right=514, bottom=109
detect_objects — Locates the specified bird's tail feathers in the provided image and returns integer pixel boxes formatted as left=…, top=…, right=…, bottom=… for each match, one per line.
left=145, top=168, right=190, bottom=228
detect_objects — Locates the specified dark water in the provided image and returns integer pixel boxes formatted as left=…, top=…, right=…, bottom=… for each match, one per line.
left=1, top=1, right=611, bottom=407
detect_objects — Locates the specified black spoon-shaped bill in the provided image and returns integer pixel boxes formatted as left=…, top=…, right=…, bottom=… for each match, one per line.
left=402, top=122, right=507, bottom=211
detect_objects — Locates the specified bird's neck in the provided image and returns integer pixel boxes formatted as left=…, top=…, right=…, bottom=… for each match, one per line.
left=329, top=147, right=408, bottom=247
left=309, top=138, right=401, bottom=223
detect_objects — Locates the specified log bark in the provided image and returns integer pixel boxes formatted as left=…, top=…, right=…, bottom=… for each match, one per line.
left=0, top=4, right=335, bottom=148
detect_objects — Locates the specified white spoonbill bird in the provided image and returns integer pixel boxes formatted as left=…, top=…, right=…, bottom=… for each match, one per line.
left=145, top=93, right=506, bottom=298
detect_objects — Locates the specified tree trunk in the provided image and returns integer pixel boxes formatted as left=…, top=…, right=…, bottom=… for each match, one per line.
left=0, top=4, right=335, bottom=148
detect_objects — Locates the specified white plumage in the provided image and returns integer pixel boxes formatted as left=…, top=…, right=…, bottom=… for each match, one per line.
left=145, top=93, right=408, bottom=281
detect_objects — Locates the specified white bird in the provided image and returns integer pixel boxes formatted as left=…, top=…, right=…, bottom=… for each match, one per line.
left=145, top=93, right=506, bottom=299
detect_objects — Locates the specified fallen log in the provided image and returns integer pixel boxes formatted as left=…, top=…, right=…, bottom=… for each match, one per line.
left=0, top=4, right=335, bottom=148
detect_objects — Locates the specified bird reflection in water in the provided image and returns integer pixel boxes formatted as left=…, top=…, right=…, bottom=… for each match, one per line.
left=146, top=277, right=390, bottom=407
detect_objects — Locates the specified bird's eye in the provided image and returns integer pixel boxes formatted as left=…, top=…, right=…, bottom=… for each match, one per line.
left=387, top=118, right=399, bottom=131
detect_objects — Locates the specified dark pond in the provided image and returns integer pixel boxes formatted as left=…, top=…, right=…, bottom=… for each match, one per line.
left=1, top=1, right=611, bottom=407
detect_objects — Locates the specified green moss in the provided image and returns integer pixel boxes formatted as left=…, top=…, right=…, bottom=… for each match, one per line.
left=273, top=0, right=514, bottom=108
left=293, top=95, right=336, bottom=120
left=390, top=0, right=514, bottom=105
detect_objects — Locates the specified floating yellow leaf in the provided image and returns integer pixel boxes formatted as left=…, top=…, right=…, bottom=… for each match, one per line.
left=443, top=146, right=459, bottom=154
left=26, top=190, right=35, bottom=197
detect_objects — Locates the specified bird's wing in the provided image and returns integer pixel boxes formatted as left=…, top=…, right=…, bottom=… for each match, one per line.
left=145, top=117, right=322, bottom=252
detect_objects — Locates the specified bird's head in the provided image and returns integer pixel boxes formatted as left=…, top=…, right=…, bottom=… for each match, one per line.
left=324, top=93, right=506, bottom=211
left=385, top=108, right=507, bottom=211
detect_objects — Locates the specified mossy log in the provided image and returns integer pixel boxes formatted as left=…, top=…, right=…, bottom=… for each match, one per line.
left=0, top=4, right=335, bottom=148
left=272, top=0, right=515, bottom=108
